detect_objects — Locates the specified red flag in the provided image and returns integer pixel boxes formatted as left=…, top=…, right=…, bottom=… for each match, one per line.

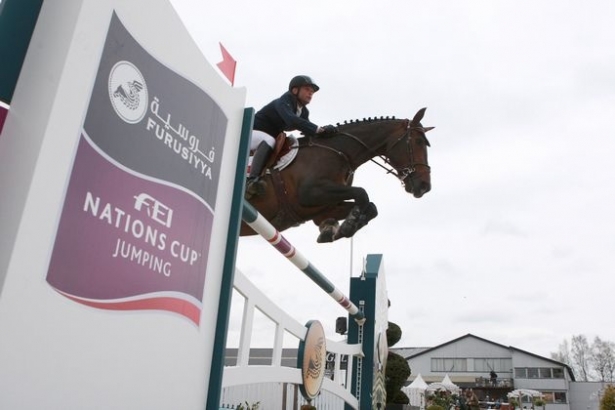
left=216, top=42, right=236, bottom=86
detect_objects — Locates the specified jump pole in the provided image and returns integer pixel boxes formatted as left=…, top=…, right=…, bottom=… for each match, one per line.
left=242, top=201, right=366, bottom=323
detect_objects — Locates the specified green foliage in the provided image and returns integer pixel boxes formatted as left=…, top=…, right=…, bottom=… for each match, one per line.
left=601, top=385, right=615, bottom=410
left=387, top=321, right=402, bottom=347
left=237, top=402, right=260, bottom=410
left=385, top=351, right=411, bottom=403
left=390, top=389, right=410, bottom=404
left=428, top=391, right=458, bottom=410
left=427, top=405, right=445, bottom=410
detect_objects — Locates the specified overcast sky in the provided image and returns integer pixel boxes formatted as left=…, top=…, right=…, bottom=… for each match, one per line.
left=169, top=0, right=615, bottom=358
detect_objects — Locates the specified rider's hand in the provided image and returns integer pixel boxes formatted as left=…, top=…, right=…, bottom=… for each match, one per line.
left=318, top=125, right=338, bottom=135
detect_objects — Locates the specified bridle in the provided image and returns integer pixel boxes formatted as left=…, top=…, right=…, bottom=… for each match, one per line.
left=306, top=119, right=430, bottom=184
left=381, top=121, right=431, bottom=184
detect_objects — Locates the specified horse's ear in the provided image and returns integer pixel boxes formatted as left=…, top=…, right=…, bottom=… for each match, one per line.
left=411, top=107, right=427, bottom=126
left=424, top=126, right=435, bottom=132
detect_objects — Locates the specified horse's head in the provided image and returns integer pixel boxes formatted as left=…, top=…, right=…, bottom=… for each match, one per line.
left=386, top=108, right=433, bottom=198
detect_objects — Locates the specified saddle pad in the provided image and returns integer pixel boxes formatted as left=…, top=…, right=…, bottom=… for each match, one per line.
left=246, top=135, right=299, bottom=174
left=272, top=135, right=299, bottom=171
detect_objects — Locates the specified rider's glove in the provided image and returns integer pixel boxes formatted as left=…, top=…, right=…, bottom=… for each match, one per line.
left=319, top=125, right=339, bottom=135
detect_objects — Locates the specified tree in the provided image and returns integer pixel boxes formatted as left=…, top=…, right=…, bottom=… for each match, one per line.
left=571, top=335, right=592, bottom=381
left=551, top=339, right=571, bottom=366
left=552, top=335, right=615, bottom=382
left=591, top=337, right=615, bottom=383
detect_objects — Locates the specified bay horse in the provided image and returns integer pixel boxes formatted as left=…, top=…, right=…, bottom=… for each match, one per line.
left=240, top=107, right=433, bottom=242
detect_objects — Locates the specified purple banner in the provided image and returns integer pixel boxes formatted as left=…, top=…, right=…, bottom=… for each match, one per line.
left=0, top=103, right=7, bottom=136
left=46, top=12, right=227, bottom=325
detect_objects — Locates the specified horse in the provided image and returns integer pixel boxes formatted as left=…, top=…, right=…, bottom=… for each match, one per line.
left=240, top=107, right=433, bottom=242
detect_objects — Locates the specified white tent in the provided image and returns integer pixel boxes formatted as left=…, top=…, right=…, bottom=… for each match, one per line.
left=441, top=374, right=460, bottom=393
left=402, top=373, right=428, bottom=409
left=426, top=374, right=460, bottom=394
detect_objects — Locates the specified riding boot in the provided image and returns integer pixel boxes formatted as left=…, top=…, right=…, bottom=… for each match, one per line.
left=246, top=142, right=273, bottom=198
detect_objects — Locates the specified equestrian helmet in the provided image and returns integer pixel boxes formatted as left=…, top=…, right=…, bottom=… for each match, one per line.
left=288, top=75, right=320, bottom=92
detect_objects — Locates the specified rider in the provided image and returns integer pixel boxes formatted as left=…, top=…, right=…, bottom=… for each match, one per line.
left=246, top=75, right=338, bottom=198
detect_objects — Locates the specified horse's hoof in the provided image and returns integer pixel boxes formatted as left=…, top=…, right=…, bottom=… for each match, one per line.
left=337, top=220, right=357, bottom=239
left=317, top=219, right=338, bottom=243
left=317, top=231, right=334, bottom=243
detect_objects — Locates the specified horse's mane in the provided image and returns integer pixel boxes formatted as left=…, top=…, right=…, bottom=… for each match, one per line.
left=335, top=116, right=398, bottom=127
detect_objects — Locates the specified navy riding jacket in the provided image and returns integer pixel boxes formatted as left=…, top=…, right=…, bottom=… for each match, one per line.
left=253, top=91, right=319, bottom=137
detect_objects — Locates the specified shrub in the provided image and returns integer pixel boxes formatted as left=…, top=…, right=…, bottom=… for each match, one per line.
left=601, top=385, right=615, bottom=410
left=387, top=322, right=402, bottom=347
left=386, top=351, right=411, bottom=401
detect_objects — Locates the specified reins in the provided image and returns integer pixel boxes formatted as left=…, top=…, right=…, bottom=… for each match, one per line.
left=306, top=120, right=430, bottom=184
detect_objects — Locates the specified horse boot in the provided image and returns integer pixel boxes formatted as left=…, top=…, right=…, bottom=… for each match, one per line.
left=246, top=141, right=273, bottom=199
left=336, top=203, right=378, bottom=239
left=336, top=205, right=363, bottom=238
left=317, top=218, right=339, bottom=243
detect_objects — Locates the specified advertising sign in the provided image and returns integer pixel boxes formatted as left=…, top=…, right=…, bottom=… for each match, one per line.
left=46, top=12, right=227, bottom=325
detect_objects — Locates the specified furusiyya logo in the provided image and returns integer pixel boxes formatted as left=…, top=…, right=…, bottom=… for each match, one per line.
left=108, top=61, right=148, bottom=124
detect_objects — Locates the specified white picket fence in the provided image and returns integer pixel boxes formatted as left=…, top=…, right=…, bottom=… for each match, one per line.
left=221, top=268, right=363, bottom=409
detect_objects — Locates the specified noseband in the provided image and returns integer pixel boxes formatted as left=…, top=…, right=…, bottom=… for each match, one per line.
left=385, top=122, right=431, bottom=183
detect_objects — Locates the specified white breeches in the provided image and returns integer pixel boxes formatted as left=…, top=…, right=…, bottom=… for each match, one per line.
left=250, top=130, right=276, bottom=151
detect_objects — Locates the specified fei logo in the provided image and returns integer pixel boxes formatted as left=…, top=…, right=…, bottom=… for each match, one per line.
left=108, top=60, right=148, bottom=124
left=133, top=193, right=173, bottom=228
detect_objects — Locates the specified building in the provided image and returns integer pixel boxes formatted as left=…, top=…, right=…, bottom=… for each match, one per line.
left=223, top=334, right=608, bottom=410
left=396, top=334, right=606, bottom=410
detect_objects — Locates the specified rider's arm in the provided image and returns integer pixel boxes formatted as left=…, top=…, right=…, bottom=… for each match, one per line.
left=273, top=93, right=320, bottom=135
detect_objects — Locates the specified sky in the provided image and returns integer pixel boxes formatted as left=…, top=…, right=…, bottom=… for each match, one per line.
left=169, top=0, right=615, bottom=359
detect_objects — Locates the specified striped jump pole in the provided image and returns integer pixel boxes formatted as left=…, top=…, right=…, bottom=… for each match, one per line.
left=242, top=201, right=366, bottom=324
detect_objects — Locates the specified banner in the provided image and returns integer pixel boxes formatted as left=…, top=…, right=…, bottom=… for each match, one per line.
left=46, top=12, right=227, bottom=325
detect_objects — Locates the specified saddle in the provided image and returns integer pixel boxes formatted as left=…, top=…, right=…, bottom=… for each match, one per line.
left=248, top=133, right=299, bottom=174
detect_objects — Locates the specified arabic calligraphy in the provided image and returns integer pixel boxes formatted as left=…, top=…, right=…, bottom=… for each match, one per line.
left=146, top=96, right=216, bottom=178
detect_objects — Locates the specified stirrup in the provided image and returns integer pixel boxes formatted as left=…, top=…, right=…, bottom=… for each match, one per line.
left=246, top=177, right=266, bottom=198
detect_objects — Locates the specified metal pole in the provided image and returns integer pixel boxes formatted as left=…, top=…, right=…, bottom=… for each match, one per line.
left=242, top=201, right=365, bottom=323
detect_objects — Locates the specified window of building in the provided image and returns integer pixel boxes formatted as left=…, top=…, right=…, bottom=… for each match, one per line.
left=527, top=368, right=539, bottom=378
left=552, top=368, right=564, bottom=379
left=542, top=392, right=567, bottom=404
left=515, top=367, right=564, bottom=379
left=553, top=392, right=567, bottom=403
left=474, top=358, right=513, bottom=372
left=431, top=358, right=467, bottom=372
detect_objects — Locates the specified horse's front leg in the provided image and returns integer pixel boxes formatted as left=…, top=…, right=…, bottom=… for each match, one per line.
left=298, top=181, right=377, bottom=241
left=312, top=203, right=355, bottom=243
